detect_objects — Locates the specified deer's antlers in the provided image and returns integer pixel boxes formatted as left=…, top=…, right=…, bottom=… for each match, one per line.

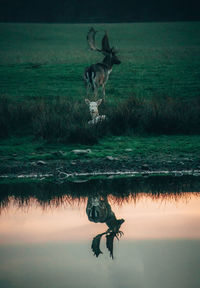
left=87, top=27, right=101, bottom=52
left=91, top=232, right=107, bottom=257
left=101, top=31, right=111, bottom=53
left=87, top=27, right=113, bottom=54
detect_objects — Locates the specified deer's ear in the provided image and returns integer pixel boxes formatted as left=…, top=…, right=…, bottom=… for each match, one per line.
left=85, top=99, right=90, bottom=106
left=97, top=99, right=102, bottom=106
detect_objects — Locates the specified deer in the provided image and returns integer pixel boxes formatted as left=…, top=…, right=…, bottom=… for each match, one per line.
left=86, top=195, right=124, bottom=259
left=84, top=27, right=121, bottom=99
left=85, top=98, right=106, bottom=125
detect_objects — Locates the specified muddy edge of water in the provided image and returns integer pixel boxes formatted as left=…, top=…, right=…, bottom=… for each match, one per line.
left=1, top=155, right=200, bottom=178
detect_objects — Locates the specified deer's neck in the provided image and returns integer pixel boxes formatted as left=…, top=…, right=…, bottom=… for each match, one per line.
left=105, top=212, right=118, bottom=229
left=102, top=56, right=113, bottom=70
left=90, top=111, right=99, bottom=120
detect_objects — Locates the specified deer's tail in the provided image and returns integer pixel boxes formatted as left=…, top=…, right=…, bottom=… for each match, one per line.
left=85, top=67, right=96, bottom=91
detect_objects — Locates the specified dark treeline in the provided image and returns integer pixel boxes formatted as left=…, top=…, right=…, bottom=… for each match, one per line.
left=0, top=0, right=199, bottom=23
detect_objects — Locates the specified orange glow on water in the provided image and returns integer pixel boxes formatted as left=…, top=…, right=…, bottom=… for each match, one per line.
left=0, top=193, right=200, bottom=244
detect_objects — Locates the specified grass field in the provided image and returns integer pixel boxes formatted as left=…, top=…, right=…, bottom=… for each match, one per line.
left=1, top=135, right=200, bottom=162
left=0, top=22, right=200, bottom=100
left=0, top=22, right=200, bottom=163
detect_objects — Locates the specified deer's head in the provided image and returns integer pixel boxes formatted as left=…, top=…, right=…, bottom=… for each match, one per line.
left=110, top=51, right=121, bottom=65
left=87, top=27, right=121, bottom=66
left=85, top=99, right=102, bottom=119
left=102, top=49, right=121, bottom=67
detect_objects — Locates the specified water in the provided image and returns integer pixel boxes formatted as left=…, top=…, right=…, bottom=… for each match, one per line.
left=0, top=176, right=200, bottom=288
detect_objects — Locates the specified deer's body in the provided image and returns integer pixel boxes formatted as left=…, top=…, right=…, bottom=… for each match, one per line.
left=84, top=61, right=113, bottom=98
left=84, top=28, right=121, bottom=99
left=86, top=196, right=112, bottom=223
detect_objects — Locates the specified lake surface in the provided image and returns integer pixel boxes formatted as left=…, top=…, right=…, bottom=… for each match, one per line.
left=0, top=176, right=200, bottom=288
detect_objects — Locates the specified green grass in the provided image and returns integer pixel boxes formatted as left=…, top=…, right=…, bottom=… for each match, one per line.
left=1, top=135, right=200, bottom=162
left=0, top=22, right=200, bottom=161
left=0, top=22, right=200, bottom=101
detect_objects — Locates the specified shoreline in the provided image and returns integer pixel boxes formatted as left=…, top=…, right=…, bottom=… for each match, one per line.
left=1, top=156, right=200, bottom=180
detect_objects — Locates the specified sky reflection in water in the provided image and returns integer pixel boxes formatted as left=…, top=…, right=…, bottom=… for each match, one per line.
left=0, top=192, right=200, bottom=244
left=0, top=178, right=200, bottom=288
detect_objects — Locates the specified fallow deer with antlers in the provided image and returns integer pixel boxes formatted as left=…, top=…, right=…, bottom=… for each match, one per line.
left=84, top=27, right=121, bottom=99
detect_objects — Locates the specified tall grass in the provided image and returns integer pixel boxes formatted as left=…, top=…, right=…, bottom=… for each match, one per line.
left=0, top=94, right=200, bottom=144
left=108, top=95, right=200, bottom=135
left=0, top=95, right=33, bottom=138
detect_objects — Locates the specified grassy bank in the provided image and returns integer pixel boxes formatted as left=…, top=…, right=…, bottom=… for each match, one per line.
left=0, top=22, right=200, bottom=163
left=1, top=135, right=200, bottom=162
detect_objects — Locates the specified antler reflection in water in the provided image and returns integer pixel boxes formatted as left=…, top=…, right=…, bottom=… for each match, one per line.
left=91, top=231, right=107, bottom=257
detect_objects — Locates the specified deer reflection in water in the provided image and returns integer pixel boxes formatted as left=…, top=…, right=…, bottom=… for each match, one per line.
left=86, top=195, right=125, bottom=258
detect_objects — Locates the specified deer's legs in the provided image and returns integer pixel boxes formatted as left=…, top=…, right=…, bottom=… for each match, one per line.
left=86, top=84, right=90, bottom=97
left=93, top=83, right=98, bottom=100
left=94, top=90, right=98, bottom=100
left=85, top=79, right=93, bottom=98
left=102, top=84, right=106, bottom=99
